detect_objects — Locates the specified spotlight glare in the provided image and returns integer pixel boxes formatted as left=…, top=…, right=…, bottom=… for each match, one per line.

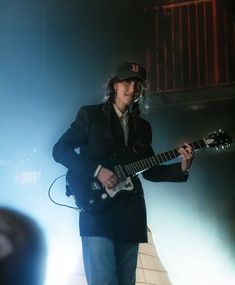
left=45, top=239, right=80, bottom=285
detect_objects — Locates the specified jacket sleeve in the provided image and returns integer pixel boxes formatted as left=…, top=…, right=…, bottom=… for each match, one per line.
left=139, top=121, right=188, bottom=183
left=142, top=159, right=188, bottom=182
left=52, top=106, right=98, bottom=182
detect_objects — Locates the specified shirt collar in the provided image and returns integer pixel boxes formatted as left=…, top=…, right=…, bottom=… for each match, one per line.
left=113, top=104, right=128, bottom=119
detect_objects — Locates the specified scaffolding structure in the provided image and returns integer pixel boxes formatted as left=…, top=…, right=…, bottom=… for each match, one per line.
left=145, top=0, right=235, bottom=93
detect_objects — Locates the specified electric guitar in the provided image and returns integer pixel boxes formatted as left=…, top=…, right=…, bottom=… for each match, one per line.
left=66, top=129, right=232, bottom=212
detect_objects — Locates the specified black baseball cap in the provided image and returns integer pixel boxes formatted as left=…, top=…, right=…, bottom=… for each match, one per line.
left=115, top=61, right=147, bottom=82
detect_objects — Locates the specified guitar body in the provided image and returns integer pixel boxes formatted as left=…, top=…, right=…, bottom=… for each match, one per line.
left=65, top=130, right=232, bottom=212
left=67, top=171, right=112, bottom=212
left=66, top=149, right=141, bottom=212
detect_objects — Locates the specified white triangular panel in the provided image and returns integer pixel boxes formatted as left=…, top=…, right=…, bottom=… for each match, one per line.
left=136, top=227, right=172, bottom=285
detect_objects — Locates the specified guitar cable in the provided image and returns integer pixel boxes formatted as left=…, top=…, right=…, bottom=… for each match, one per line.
left=48, top=174, right=79, bottom=211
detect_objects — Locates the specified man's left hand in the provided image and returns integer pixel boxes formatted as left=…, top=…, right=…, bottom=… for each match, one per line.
left=178, top=142, right=195, bottom=172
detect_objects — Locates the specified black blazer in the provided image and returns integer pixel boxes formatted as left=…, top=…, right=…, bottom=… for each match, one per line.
left=53, top=103, right=187, bottom=242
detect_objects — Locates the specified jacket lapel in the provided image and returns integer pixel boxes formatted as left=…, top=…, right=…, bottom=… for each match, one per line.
left=110, top=108, right=126, bottom=149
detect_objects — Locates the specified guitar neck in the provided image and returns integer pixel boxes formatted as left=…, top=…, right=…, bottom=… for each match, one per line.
left=120, top=139, right=208, bottom=178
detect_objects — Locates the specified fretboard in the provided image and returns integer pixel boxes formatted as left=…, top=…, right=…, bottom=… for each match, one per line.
left=122, top=139, right=207, bottom=177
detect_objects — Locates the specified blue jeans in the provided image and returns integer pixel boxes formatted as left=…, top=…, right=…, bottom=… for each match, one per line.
left=81, top=236, right=139, bottom=285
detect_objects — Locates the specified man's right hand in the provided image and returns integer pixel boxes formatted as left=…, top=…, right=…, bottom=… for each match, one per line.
left=97, top=167, right=119, bottom=189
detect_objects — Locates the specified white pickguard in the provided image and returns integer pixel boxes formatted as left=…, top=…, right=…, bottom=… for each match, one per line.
left=105, top=177, right=134, bottom=198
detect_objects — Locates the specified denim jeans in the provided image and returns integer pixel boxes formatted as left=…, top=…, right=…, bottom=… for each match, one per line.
left=81, top=236, right=139, bottom=285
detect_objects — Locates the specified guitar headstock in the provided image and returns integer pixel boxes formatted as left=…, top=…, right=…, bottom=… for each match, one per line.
left=205, top=129, right=232, bottom=150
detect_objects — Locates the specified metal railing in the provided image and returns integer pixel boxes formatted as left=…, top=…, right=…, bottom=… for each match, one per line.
left=145, top=0, right=235, bottom=93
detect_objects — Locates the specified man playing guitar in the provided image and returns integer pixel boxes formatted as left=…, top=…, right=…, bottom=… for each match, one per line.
left=52, top=61, right=194, bottom=285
